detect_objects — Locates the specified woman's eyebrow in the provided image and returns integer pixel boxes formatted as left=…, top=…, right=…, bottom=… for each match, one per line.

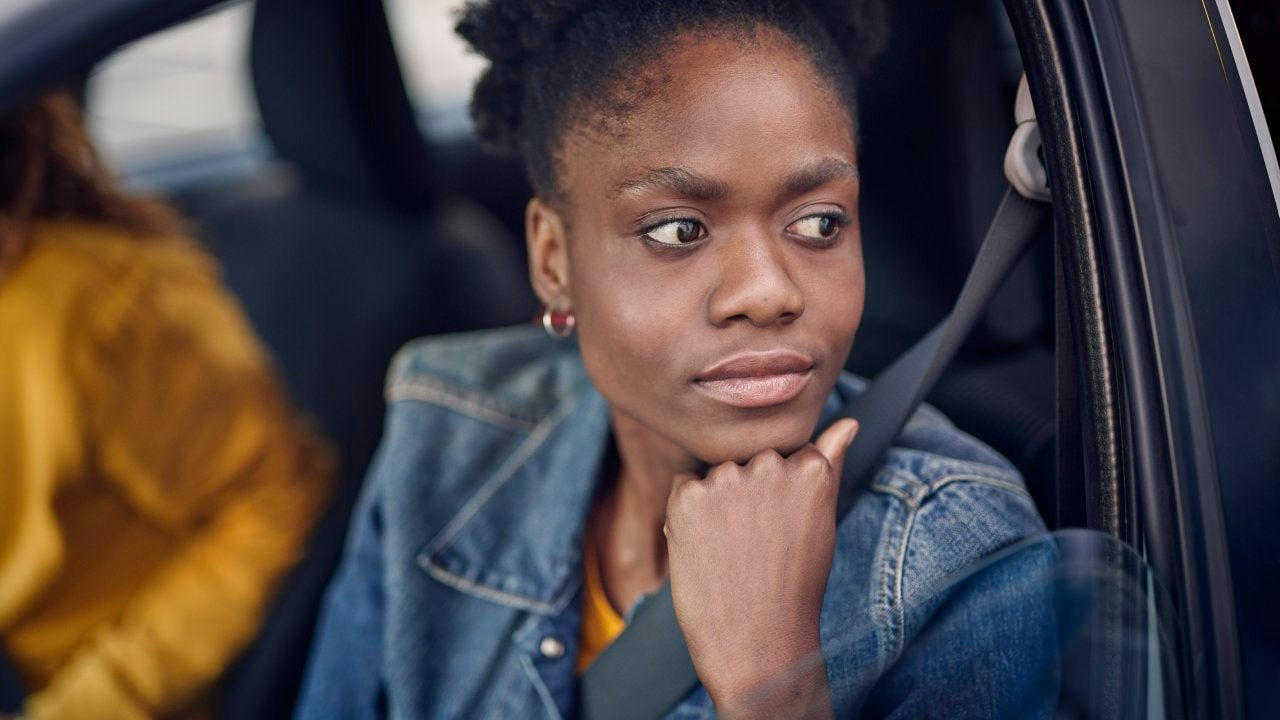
left=611, top=167, right=731, bottom=202
left=781, top=158, right=860, bottom=197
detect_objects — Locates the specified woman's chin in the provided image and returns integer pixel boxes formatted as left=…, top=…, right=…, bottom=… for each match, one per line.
left=692, top=424, right=816, bottom=466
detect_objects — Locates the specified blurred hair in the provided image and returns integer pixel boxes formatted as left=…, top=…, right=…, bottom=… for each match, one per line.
left=0, top=92, right=181, bottom=276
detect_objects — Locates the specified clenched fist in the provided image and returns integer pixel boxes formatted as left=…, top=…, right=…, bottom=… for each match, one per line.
left=665, top=418, right=859, bottom=718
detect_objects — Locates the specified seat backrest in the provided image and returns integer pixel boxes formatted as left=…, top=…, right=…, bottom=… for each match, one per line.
left=192, top=1, right=533, bottom=717
left=192, top=0, right=534, bottom=484
left=248, top=0, right=432, bottom=211
left=853, top=0, right=1065, bottom=524
left=854, top=0, right=1049, bottom=372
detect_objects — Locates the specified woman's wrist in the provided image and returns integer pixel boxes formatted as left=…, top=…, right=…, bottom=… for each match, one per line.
left=704, top=649, right=834, bottom=720
left=698, top=627, right=828, bottom=715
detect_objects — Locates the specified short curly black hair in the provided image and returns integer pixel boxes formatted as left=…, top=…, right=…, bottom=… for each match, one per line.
left=456, top=0, right=889, bottom=199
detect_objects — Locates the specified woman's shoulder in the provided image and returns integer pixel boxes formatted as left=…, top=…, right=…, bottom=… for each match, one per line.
left=370, top=325, right=596, bottom=500
left=8, top=221, right=220, bottom=333
left=4, top=221, right=262, bottom=370
left=26, top=219, right=211, bottom=279
left=830, top=370, right=1046, bottom=615
left=383, top=324, right=590, bottom=431
left=825, top=373, right=1047, bottom=686
left=864, top=426, right=1044, bottom=603
left=362, top=327, right=606, bottom=571
left=831, top=370, right=1034, bottom=508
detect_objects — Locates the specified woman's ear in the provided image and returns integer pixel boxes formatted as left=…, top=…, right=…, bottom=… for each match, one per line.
left=525, top=196, right=573, bottom=307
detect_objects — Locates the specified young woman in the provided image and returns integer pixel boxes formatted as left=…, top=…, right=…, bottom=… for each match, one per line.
left=299, top=1, right=1055, bottom=717
left=0, top=93, right=333, bottom=719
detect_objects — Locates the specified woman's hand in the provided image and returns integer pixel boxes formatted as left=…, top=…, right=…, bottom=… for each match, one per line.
left=665, top=418, right=859, bottom=718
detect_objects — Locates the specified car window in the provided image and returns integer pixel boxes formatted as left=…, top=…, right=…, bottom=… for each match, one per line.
left=0, top=0, right=45, bottom=27
left=733, top=531, right=1182, bottom=718
left=1227, top=0, right=1278, bottom=151
left=385, top=0, right=485, bottom=138
left=82, top=0, right=265, bottom=188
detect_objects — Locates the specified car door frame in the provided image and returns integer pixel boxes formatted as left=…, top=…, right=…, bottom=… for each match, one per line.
left=1006, top=0, right=1280, bottom=717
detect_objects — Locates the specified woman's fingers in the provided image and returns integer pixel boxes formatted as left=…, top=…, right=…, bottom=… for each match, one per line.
left=664, top=424, right=853, bottom=707
left=812, top=418, right=860, bottom=472
left=670, top=470, right=701, bottom=492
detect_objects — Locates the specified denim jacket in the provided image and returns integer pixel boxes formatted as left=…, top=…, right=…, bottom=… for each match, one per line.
left=297, top=325, right=1056, bottom=719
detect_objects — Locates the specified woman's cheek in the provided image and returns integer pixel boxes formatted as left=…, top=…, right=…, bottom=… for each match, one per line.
left=803, top=248, right=864, bottom=324
left=575, top=275, right=688, bottom=402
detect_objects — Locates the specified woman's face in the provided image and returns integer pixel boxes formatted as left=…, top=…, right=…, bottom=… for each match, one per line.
left=528, top=27, right=864, bottom=465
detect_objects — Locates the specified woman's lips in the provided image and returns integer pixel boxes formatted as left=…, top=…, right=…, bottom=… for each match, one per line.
left=693, top=351, right=815, bottom=409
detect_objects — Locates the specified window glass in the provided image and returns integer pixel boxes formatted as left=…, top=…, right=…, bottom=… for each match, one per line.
left=735, top=532, right=1181, bottom=718
left=1228, top=0, right=1278, bottom=153
left=0, top=0, right=44, bottom=26
left=83, top=0, right=264, bottom=186
left=385, top=0, right=486, bottom=136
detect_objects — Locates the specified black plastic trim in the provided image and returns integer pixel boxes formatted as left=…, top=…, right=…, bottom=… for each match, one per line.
left=1001, top=0, right=1121, bottom=536
left=1037, top=0, right=1253, bottom=716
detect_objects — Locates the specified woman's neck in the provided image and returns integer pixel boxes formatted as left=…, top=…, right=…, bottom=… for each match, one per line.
left=593, top=409, right=705, bottom=614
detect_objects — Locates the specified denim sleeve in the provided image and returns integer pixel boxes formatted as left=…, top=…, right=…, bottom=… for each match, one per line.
left=862, top=537, right=1059, bottom=719
left=863, top=480, right=1058, bottom=719
left=294, top=480, right=388, bottom=720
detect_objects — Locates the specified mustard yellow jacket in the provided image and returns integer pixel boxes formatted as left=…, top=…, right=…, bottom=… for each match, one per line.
left=0, top=221, right=333, bottom=719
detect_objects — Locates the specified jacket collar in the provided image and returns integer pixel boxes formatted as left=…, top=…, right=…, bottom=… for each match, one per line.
left=419, top=375, right=611, bottom=615
left=418, top=366, right=867, bottom=616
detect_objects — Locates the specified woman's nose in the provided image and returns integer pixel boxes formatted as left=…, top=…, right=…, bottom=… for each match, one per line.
left=707, top=235, right=805, bottom=328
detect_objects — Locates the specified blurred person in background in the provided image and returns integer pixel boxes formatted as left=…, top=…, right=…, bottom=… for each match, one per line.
left=0, top=92, right=333, bottom=720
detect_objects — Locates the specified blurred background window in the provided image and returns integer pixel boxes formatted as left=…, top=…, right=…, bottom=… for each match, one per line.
left=385, top=0, right=486, bottom=137
left=83, top=0, right=264, bottom=189
left=83, top=0, right=487, bottom=189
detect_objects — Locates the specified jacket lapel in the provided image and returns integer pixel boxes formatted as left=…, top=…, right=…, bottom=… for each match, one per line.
left=419, top=380, right=611, bottom=616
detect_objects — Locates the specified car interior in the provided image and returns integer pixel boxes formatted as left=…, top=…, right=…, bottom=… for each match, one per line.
left=168, top=1, right=534, bottom=716
left=11, top=0, right=1088, bottom=716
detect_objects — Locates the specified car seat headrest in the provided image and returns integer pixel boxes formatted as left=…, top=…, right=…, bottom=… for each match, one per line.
left=250, top=0, right=435, bottom=211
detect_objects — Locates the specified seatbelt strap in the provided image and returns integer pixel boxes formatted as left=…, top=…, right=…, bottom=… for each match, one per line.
left=834, top=188, right=1047, bottom=516
left=579, top=187, right=1048, bottom=720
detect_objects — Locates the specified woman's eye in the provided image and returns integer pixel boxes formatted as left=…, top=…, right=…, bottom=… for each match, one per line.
left=788, top=214, right=843, bottom=241
left=643, top=219, right=705, bottom=246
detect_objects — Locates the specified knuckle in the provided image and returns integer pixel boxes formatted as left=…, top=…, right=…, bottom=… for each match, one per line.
left=703, top=465, right=730, bottom=486
left=679, top=478, right=703, bottom=498
left=748, top=450, right=783, bottom=472
left=709, top=460, right=736, bottom=477
left=798, top=451, right=830, bottom=476
left=668, top=484, right=692, bottom=511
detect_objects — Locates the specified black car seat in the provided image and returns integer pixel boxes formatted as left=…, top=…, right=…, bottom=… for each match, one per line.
left=852, top=0, right=1077, bottom=527
left=180, top=0, right=534, bottom=717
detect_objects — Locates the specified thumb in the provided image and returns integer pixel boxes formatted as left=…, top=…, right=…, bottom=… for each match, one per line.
left=813, top=417, right=860, bottom=472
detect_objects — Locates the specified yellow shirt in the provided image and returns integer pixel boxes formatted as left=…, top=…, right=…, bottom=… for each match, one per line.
left=576, top=534, right=626, bottom=675
left=0, top=221, right=334, bottom=719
